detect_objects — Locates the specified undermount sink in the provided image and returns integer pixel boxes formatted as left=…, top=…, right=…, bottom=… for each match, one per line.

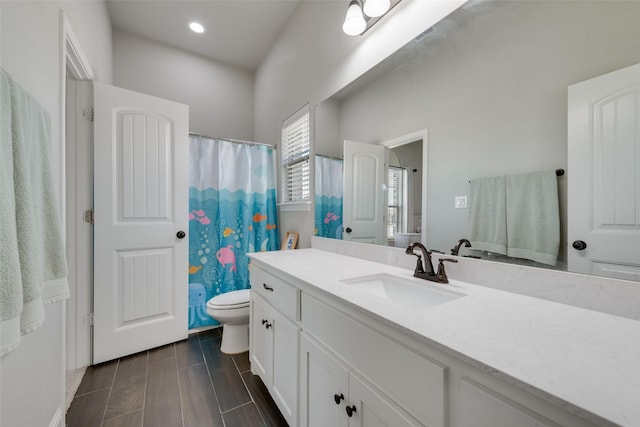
left=340, top=273, right=465, bottom=311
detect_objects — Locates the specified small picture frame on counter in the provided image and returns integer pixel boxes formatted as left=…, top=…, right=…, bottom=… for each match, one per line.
left=282, top=232, right=299, bottom=250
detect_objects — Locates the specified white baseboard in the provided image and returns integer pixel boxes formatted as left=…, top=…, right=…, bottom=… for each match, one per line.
left=49, top=408, right=64, bottom=427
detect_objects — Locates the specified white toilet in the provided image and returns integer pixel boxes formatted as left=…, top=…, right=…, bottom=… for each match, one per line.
left=206, top=289, right=251, bottom=354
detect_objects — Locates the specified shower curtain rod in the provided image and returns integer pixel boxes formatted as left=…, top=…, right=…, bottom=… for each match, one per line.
left=316, top=153, right=344, bottom=161
left=189, top=132, right=276, bottom=149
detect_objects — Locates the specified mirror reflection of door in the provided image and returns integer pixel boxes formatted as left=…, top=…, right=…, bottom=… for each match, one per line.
left=343, top=140, right=387, bottom=244
left=568, top=62, right=640, bottom=281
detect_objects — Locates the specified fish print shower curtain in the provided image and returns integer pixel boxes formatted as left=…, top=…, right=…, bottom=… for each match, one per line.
left=314, top=156, right=343, bottom=239
left=188, top=136, right=279, bottom=329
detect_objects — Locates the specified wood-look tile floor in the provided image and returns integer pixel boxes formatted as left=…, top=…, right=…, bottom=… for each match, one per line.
left=66, top=329, right=289, bottom=427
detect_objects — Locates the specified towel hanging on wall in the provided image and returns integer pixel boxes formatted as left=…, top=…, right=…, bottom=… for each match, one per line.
left=468, top=176, right=508, bottom=254
left=506, top=170, right=560, bottom=266
left=0, top=68, right=69, bottom=356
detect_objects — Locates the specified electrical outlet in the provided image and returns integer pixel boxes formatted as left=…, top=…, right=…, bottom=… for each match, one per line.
left=455, top=196, right=468, bottom=209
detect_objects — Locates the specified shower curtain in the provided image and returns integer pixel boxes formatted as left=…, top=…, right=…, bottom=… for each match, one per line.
left=314, top=156, right=343, bottom=239
left=188, top=136, right=279, bottom=329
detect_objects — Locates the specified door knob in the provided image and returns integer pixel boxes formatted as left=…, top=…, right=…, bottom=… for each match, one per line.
left=572, top=240, right=587, bottom=250
left=345, top=227, right=353, bottom=233
left=176, top=230, right=186, bottom=239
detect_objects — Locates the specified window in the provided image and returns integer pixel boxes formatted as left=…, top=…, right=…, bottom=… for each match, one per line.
left=281, top=106, right=310, bottom=207
left=387, top=166, right=407, bottom=238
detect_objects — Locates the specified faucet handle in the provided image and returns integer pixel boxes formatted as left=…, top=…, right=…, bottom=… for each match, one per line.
left=436, top=258, right=458, bottom=283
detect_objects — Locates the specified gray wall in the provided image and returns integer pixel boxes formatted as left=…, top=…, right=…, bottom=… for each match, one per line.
left=0, top=2, right=112, bottom=426
left=254, top=0, right=464, bottom=248
left=113, top=30, right=255, bottom=141
left=329, top=1, right=640, bottom=256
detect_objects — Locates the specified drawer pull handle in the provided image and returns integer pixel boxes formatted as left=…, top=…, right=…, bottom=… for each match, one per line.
left=346, top=405, right=357, bottom=417
left=263, top=283, right=274, bottom=292
left=333, top=393, right=344, bottom=405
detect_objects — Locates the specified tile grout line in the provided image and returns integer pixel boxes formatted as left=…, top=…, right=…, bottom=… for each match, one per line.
left=99, top=359, right=120, bottom=426
left=173, top=344, right=186, bottom=427
left=140, top=351, right=149, bottom=427
left=198, top=334, right=227, bottom=427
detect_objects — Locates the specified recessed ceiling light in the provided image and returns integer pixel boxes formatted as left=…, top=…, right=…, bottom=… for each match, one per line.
left=189, top=21, right=205, bottom=34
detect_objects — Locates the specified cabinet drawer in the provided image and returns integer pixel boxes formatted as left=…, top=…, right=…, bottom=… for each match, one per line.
left=301, top=293, right=447, bottom=427
left=251, top=265, right=299, bottom=320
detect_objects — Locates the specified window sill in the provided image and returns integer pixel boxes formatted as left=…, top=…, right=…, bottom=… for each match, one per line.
left=278, top=202, right=311, bottom=212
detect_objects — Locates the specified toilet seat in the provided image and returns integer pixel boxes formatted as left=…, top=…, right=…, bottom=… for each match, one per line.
left=207, top=289, right=250, bottom=310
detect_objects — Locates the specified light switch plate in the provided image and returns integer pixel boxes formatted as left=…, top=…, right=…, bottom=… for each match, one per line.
left=455, top=196, right=468, bottom=209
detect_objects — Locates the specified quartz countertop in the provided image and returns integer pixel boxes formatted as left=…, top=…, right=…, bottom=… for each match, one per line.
left=248, top=248, right=640, bottom=427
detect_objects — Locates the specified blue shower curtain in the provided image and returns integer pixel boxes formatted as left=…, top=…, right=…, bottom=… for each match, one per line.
left=188, top=136, right=279, bottom=329
left=314, top=156, right=343, bottom=239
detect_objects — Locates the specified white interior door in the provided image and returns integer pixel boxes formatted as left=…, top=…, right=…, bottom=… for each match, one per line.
left=568, top=62, right=640, bottom=281
left=343, top=140, right=387, bottom=244
left=93, top=83, right=189, bottom=363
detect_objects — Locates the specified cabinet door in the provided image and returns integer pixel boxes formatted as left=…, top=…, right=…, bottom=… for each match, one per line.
left=272, top=308, right=299, bottom=426
left=250, top=293, right=273, bottom=384
left=348, top=373, right=424, bottom=427
left=300, top=334, right=349, bottom=427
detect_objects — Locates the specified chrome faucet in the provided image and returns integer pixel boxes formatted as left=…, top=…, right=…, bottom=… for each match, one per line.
left=451, top=238, right=471, bottom=256
left=405, top=242, right=458, bottom=283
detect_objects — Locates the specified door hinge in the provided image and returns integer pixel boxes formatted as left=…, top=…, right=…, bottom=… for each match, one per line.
left=83, top=107, right=94, bottom=122
left=84, top=209, right=94, bottom=224
left=86, top=313, right=94, bottom=326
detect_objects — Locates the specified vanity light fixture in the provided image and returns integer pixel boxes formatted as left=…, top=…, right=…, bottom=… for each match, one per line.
left=363, top=0, right=391, bottom=17
left=342, top=0, right=367, bottom=36
left=342, top=0, right=401, bottom=36
left=188, top=21, right=206, bottom=34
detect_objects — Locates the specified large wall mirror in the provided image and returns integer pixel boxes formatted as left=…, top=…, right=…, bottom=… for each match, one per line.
left=314, top=0, right=640, bottom=279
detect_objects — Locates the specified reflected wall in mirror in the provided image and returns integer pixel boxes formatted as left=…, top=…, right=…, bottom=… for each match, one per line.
left=314, top=0, right=640, bottom=278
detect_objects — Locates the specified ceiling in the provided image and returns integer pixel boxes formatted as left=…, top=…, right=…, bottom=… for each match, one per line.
left=106, top=0, right=303, bottom=70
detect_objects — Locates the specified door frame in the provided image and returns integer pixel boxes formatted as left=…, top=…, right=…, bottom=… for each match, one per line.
left=380, top=128, right=429, bottom=246
left=60, top=10, right=95, bottom=370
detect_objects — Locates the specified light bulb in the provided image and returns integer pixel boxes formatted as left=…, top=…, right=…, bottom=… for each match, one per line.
left=189, top=22, right=205, bottom=34
left=363, top=0, right=391, bottom=17
left=342, top=0, right=366, bottom=36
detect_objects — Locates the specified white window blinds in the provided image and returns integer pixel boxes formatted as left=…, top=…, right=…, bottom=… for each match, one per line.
left=387, top=166, right=405, bottom=237
left=281, top=107, right=310, bottom=204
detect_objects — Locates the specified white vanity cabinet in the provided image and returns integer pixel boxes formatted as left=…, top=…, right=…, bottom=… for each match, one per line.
left=300, top=333, right=423, bottom=427
left=300, top=293, right=447, bottom=427
left=249, top=267, right=300, bottom=426
left=248, top=251, right=620, bottom=427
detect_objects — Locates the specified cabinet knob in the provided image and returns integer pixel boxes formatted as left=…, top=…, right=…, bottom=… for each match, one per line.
left=261, top=319, right=268, bottom=325
left=345, top=227, right=353, bottom=234
left=176, top=230, right=186, bottom=239
left=346, top=405, right=357, bottom=417
left=263, top=283, right=274, bottom=292
left=333, top=393, right=344, bottom=405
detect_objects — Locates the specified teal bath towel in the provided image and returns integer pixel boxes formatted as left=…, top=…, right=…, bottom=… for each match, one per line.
left=506, top=170, right=560, bottom=266
left=1, top=69, right=69, bottom=356
left=468, top=176, right=507, bottom=254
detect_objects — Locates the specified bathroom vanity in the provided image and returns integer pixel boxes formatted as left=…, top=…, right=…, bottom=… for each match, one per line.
left=248, top=248, right=640, bottom=427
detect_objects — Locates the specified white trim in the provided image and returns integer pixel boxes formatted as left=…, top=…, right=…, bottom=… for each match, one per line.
left=279, top=201, right=312, bottom=212
left=379, top=128, right=428, bottom=246
left=60, top=9, right=95, bottom=374
left=48, top=408, right=64, bottom=427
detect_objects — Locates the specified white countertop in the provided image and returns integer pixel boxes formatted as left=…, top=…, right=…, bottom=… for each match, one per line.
left=249, top=248, right=640, bottom=427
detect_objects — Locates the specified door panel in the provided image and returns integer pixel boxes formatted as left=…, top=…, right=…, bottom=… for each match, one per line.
left=568, top=62, right=640, bottom=279
left=343, top=140, right=387, bottom=244
left=93, top=83, right=188, bottom=363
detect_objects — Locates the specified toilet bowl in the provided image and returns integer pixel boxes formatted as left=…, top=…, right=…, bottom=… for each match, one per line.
left=206, top=289, right=251, bottom=354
